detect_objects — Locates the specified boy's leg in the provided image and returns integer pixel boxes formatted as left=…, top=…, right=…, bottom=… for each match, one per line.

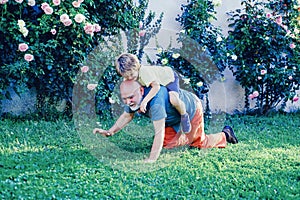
left=169, top=91, right=191, bottom=133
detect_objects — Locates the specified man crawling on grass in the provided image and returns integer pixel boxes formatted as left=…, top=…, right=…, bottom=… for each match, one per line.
left=93, top=80, right=238, bottom=163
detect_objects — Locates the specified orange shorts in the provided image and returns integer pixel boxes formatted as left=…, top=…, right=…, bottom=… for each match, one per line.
left=163, top=103, right=226, bottom=149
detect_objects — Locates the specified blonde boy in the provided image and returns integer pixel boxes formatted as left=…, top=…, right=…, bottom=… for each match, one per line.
left=115, top=53, right=191, bottom=133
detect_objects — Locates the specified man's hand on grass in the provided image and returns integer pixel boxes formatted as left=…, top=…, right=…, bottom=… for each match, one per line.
left=93, top=128, right=112, bottom=137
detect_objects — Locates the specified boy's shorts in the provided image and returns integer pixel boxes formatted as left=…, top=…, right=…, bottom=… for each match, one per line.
left=166, top=71, right=179, bottom=92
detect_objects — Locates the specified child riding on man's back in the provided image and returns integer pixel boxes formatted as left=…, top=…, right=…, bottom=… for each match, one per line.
left=115, top=53, right=191, bottom=133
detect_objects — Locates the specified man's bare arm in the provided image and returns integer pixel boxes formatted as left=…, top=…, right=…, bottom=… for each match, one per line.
left=145, top=118, right=165, bottom=163
left=93, top=112, right=134, bottom=136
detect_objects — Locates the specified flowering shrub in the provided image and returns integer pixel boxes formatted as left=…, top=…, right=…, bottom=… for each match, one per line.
left=151, top=0, right=225, bottom=115
left=226, top=0, right=300, bottom=114
left=0, top=0, right=150, bottom=115
left=176, top=0, right=227, bottom=71
left=154, top=0, right=226, bottom=93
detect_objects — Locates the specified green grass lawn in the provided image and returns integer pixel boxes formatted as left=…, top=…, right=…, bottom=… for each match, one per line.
left=0, top=113, right=299, bottom=199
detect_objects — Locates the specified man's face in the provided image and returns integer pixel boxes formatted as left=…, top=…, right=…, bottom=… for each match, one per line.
left=120, top=84, right=143, bottom=111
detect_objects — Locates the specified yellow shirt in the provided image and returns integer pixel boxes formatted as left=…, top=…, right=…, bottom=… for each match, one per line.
left=138, top=65, right=175, bottom=87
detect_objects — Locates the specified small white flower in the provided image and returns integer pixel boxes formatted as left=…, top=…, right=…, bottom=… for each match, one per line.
left=161, top=58, right=168, bottom=65
left=157, top=47, right=163, bottom=54
left=28, top=0, right=35, bottom=6
left=196, top=81, right=203, bottom=87
left=265, top=36, right=269, bottom=40
left=179, top=30, right=185, bottom=34
left=231, top=54, right=238, bottom=61
left=20, top=27, right=29, bottom=37
left=212, top=0, right=222, bottom=7
left=18, top=20, right=26, bottom=28
left=109, top=97, right=116, bottom=104
left=182, top=78, right=190, bottom=84
left=172, top=53, right=180, bottom=59
left=216, top=36, right=222, bottom=42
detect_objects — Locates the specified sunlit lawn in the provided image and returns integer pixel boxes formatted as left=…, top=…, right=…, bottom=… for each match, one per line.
left=0, top=113, right=299, bottom=199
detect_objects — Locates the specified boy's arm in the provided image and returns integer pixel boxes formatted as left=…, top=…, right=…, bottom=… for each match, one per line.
left=144, top=118, right=165, bottom=163
left=93, top=111, right=134, bottom=136
left=140, top=81, right=160, bottom=113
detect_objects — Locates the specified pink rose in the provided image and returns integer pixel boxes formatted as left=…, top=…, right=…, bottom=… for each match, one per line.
left=281, top=25, right=288, bottom=30
left=60, top=14, right=69, bottom=23
left=288, top=76, right=293, bottom=80
left=24, top=54, right=34, bottom=62
left=52, top=0, right=60, bottom=6
left=84, top=23, right=95, bottom=35
left=74, top=14, right=85, bottom=23
left=87, top=84, right=97, bottom=90
left=94, top=24, right=101, bottom=32
left=50, top=29, right=56, bottom=35
left=78, top=0, right=83, bottom=3
left=289, top=43, right=296, bottom=49
left=41, top=2, right=50, bottom=10
left=257, top=76, right=262, bottom=80
left=81, top=66, right=89, bottom=73
left=139, top=30, right=146, bottom=37
left=293, top=96, right=299, bottom=102
left=261, top=70, right=267, bottom=75
left=266, top=13, right=272, bottom=18
left=276, top=15, right=282, bottom=25
left=0, top=0, right=9, bottom=4
left=248, top=94, right=254, bottom=100
left=252, top=91, right=259, bottom=98
left=63, top=19, right=72, bottom=26
left=18, top=43, right=28, bottom=52
left=44, top=6, right=53, bottom=15
left=72, top=1, right=80, bottom=7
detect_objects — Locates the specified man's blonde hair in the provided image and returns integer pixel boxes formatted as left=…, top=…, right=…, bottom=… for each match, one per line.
left=115, top=53, right=141, bottom=77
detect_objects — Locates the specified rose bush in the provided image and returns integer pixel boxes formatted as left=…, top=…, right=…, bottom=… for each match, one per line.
left=226, top=0, right=300, bottom=114
left=0, top=0, right=156, bottom=116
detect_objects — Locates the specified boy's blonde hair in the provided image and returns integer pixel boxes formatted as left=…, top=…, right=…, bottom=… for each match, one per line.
left=115, top=53, right=141, bottom=77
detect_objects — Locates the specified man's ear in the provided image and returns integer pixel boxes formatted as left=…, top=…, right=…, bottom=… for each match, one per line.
left=140, top=86, right=144, bottom=95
